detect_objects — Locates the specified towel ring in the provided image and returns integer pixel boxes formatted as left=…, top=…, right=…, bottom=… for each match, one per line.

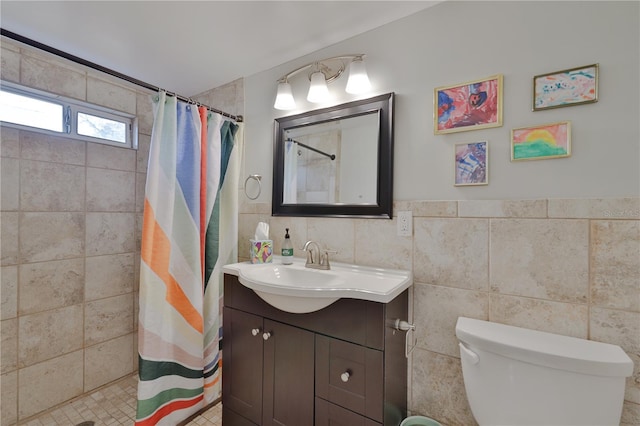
left=244, top=174, right=262, bottom=200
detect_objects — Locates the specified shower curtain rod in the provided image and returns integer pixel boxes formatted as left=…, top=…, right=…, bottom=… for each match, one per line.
left=0, top=28, right=243, bottom=122
left=287, top=138, right=335, bottom=160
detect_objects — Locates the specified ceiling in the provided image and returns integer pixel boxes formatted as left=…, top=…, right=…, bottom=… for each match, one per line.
left=1, top=1, right=440, bottom=97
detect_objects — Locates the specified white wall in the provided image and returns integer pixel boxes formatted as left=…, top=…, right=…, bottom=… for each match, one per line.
left=243, top=1, right=639, bottom=203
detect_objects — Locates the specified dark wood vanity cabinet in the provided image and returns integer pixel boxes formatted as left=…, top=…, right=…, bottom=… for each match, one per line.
left=223, top=308, right=264, bottom=424
left=223, top=307, right=315, bottom=426
left=222, top=274, right=408, bottom=426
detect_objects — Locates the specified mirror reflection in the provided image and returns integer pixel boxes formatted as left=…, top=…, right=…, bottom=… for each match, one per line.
left=273, top=93, right=394, bottom=218
left=283, top=112, right=379, bottom=205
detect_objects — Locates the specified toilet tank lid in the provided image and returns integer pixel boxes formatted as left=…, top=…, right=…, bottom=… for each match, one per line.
left=455, top=317, right=633, bottom=377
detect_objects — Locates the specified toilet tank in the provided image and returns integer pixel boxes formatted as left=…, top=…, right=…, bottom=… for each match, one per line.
left=455, top=317, right=633, bottom=426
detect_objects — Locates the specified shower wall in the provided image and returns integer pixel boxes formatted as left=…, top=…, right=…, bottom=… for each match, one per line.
left=0, top=38, right=154, bottom=424
left=0, top=36, right=244, bottom=424
left=0, top=39, right=153, bottom=425
left=0, top=38, right=243, bottom=425
left=294, top=131, right=340, bottom=203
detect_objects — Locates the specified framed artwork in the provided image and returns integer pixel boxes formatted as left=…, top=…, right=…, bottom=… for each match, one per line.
left=533, top=64, right=598, bottom=111
left=435, top=74, right=503, bottom=134
left=454, top=141, right=488, bottom=186
left=511, top=121, right=571, bottom=161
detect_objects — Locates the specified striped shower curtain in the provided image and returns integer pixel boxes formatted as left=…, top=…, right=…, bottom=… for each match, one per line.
left=136, top=92, right=241, bottom=425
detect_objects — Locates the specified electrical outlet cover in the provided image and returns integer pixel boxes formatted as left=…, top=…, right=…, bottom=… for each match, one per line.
left=397, top=211, right=412, bottom=236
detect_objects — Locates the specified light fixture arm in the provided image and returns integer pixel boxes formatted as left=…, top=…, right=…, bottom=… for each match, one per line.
left=276, top=54, right=366, bottom=83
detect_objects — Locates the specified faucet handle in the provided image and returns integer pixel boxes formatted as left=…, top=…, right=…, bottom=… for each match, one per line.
left=322, top=249, right=337, bottom=267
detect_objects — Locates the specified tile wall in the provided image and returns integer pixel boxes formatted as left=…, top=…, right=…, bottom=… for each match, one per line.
left=238, top=197, right=640, bottom=426
left=0, top=38, right=154, bottom=424
left=0, top=37, right=243, bottom=424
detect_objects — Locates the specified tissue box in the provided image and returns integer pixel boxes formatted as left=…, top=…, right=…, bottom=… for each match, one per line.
left=250, top=239, right=273, bottom=264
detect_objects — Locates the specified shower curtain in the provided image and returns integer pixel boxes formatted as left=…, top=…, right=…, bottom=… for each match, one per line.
left=283, top=139, right=297, bottom=203
left=136, top=92, right=241, bottom=425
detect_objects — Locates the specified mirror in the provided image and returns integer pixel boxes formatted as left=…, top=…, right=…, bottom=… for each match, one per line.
left=273, top=93, right=394, bottom=218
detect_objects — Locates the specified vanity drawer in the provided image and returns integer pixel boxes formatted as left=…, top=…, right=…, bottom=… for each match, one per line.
left=315, top=398, right=381, bottom=426
left=315, top=334, right=384, bottom=422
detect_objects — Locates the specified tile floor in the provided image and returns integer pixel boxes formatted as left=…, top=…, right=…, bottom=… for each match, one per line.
left=17, top=374, right=222, bottom=426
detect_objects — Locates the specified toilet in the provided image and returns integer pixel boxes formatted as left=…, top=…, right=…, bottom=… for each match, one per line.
left=455, top=317, right=633, bottom=426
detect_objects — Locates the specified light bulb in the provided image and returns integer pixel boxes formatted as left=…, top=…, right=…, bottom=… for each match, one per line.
left=307, top=72, right=329, bottom=103
left=274, top=81, right=296, bottom=110
left=346, top=58, right=371, bottom=94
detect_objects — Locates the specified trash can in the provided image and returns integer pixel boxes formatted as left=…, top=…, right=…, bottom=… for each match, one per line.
left=400, top=415, right=442, bottom=426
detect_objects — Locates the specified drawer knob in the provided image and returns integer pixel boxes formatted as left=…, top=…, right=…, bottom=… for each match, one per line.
left=263, top=332, right=271, bottom=341
left=340, top=371, right=350, bottom=382
left=251, top=328, right=260, bottom=336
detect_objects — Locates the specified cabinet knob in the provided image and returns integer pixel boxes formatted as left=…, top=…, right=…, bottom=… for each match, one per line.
left=340, top=371, right=350, bottom=382
left=263, top=332, right=271, bottom=341
left=251, top=328, right=260, bottom=336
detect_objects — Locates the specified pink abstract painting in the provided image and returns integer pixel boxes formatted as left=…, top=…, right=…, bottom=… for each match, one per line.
left=436, top=75, right=502, bottom=134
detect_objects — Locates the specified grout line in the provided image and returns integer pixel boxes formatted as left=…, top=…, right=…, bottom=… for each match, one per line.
left=19, top=374, right=221, bottom=425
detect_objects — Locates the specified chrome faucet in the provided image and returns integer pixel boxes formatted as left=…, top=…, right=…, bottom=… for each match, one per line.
left=302, top=240, right=334, bottom=270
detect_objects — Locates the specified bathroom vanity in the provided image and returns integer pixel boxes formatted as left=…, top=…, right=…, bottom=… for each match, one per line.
left=222, top=273, right=408, bottom=426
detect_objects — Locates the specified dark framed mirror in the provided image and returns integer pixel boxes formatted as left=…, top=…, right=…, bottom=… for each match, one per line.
left=272, top=92, right=394, bottom=218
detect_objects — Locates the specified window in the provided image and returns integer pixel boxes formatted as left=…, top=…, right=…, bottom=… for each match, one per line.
left=0, top=81, right=137, bottom=149
left=77, top=111, right=127, bottom=143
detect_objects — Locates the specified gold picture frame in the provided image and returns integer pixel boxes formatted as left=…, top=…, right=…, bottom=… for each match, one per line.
left=511, top=121, right=571, bottom=161
left=434, top=74, right=503, bottom=134
left=533, top=64, right=598, bottom=111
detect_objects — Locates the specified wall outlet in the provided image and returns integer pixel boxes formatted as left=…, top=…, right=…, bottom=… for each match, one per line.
left=397, top=211, right=412, bottom=237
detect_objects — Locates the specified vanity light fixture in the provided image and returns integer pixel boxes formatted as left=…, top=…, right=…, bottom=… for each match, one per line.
left=273, top=54, right=371, bottom=110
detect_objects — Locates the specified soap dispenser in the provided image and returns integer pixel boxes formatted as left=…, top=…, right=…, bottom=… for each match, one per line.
left=282, top=228, right=293, bottom=265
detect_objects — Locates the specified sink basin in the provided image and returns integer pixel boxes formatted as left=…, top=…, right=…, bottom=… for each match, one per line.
left=223, top=256, right=412, bottom=313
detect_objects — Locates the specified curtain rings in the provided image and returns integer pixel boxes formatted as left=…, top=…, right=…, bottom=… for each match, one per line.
left=244, top=174, right=262, bottom=200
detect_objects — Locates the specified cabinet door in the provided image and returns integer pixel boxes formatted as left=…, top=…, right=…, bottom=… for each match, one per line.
left=262, top=319, right=315, bottom=426
left=223, top=307, right=264, bottom=425
left=315, top=334, right=383, bottom=422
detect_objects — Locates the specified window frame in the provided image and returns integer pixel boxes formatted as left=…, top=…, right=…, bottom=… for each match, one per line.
left=0, top=81, right=138, bottom=149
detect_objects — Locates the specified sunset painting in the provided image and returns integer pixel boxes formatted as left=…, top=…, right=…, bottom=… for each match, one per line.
left=511, top=121, right=571, bottom=161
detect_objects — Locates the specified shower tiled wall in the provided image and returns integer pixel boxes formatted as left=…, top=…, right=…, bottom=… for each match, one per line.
left=0, top=37, right=243, bottom=424
left=238, top=197, right=640, bottom=426
left=0, top=38, right=153, bottom=424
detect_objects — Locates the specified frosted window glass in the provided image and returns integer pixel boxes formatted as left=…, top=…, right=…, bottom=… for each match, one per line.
left=0, top=90, right=63, bottom=132
left=77, top=112, right=127, bottom=143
